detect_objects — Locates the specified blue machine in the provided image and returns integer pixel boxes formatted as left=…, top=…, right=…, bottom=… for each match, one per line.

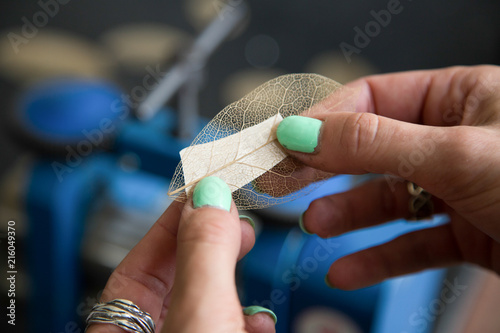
left=14, top=74, right=450, bottom=333
left=16, top=78, right=201, bottom=331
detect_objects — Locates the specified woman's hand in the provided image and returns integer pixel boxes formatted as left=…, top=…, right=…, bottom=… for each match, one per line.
left=277, top=65, right=500, bottom=290
left=86, top=177, right=277, bottom=333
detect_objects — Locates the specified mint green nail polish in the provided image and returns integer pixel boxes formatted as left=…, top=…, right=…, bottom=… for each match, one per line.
left=243, top=306, right=277, bottom=324
left=299, top=213, right=313, bottom=235
left=277, top=116, right=322, bottom=153
left=325, top=275, right=336, bottom=289
left=239, top=215, right=255, bottom=229
left=193, top=176, right=231, bottom=211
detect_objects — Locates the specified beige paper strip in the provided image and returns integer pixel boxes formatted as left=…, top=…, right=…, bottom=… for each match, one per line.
left=180, top=113, right=286, bottom=193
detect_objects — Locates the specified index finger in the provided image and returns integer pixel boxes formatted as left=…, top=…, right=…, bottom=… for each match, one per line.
left=86, top=200, right=184, bottom=333
left=345, top=65, right=500, bottom=126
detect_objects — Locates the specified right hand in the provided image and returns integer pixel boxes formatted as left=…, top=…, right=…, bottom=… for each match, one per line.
left=276, top=65, right=500, bottom=289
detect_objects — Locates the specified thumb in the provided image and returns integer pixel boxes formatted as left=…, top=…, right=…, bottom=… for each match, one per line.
left=163, top=176, right=244, bottom=333
left=276, top=112, right=452, bottom=192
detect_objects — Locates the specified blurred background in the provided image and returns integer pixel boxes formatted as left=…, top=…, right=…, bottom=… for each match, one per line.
left=1, top=0, right=500, bottom=332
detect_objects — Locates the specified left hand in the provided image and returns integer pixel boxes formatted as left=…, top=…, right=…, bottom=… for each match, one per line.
left=86, top=177, right=276, bottom=333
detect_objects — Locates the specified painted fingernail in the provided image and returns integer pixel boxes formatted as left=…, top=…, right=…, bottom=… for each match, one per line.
left=239, top=215, right=255, bottom=229
left=193, top=176, right=231, bottom=211
left=299, top=213, right=313, bottom=235
left=325, top=275, right=336, bottom=289
left=243, top=306, right=278, bottom=324
left=277, top=115, right=322, bottom=153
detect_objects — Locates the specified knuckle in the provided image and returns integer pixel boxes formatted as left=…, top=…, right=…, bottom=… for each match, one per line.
left=419, top=126, right=494, bottom=189
left=441, top=127, right=486, bottom=167
left=446, top=126, right=484, bottom=155
left=111, top=269, right=170, bottom=302
left=434, top=126, right=498, bottom=198
left=179, top=209, right=235, bottom=245
left=339, top=113, right=381, bottom=159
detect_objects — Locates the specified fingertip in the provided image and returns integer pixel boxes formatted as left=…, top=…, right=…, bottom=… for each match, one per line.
left=303, top=197, right=344, bottom=238
left=327, top=256, right=373, bottom=291
left=243, top=306, right=277, bottom=332
left=244, top=313, right=277, bottom=333
left=298, top=212, right=314, bottom=235
left=324, top=275, right=336, bottom=289
left=277, top=116, right=322, bottom=153
left=181, top=178, right=239, bottom=222
left=239, top=215, right=256, bottom=259
left=193, top=176, right=232, bottom=212
left=239, top=215, right=255, bottom=229
left=243, top=306, right=277, bottom=324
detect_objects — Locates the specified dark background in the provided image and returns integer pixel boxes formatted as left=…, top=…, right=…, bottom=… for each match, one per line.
left=0, top=0, right=499, bottom=174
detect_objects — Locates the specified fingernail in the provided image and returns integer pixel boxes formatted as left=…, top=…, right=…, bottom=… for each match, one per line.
left=277, top=115, right=322, bottom=153
left=193, top=176, right=231, bottom=211
left=243, top=306, right=277, bottom=324
left=239, top=215, right=255, bottom=229
left=324, top=275, right=336, bottom=289
left=299, top=213, right=313, bottom=235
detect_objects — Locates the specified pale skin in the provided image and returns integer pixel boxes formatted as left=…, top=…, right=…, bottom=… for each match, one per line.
left=87, top=65, right=500, bottom=332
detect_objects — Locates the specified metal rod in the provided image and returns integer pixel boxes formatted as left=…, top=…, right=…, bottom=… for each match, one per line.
left=137, top=1, right=248, bottom=121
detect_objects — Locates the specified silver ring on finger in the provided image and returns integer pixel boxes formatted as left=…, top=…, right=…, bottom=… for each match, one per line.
left=407, top=182, right=434, bottom=221
left=86, top=299, right=155, bottom=333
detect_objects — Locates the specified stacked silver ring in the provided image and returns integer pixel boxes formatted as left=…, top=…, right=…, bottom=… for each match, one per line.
left=86, top=299, right=155, bottom=333
left=407, top=182, right=434, bottom=221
